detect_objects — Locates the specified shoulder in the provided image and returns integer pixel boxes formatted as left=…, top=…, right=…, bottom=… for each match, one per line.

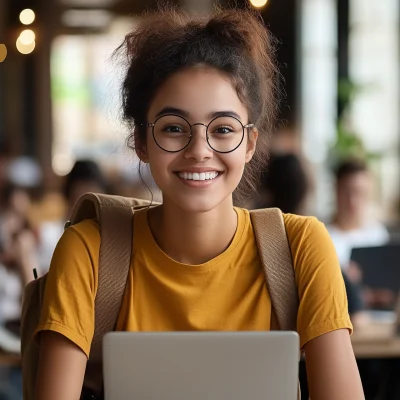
left=282, top=213, right=338, bottom=272
left=282, top=215, right=352, bottom=345
left=247, top=209, right=328, bottom=250
left=62, top=219, right=100, bottom=247
left=282, top=213, right=318, bottom=229
left=283, top=213, right=328, bottom=246
left=247, top=209, right=334, bottom=267
left=51, top=219, right=100, bottom=274
left=46, top=219, right=100, bottom=298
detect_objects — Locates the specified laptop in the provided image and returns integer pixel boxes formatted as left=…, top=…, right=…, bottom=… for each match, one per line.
left=103, top=331, right=300, bottom=400
left=350, top=243, right=400, bottom=292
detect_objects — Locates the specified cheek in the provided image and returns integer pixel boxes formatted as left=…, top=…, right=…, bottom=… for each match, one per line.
left=147, top=147, right=176, bottom=183
left=223, top=150, right=247, bottom=176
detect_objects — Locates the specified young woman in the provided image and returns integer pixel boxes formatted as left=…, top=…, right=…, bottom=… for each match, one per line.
left=34, top=7, right=364, bottom=400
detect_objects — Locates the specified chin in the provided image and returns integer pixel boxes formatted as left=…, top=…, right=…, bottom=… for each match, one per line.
left=167, top=193, right=231, bottom=214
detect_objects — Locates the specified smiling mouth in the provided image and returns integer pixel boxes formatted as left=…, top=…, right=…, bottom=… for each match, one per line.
left=176, top=171, right=220, bottom=181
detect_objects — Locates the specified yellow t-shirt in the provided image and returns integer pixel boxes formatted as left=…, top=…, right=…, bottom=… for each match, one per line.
left=36, top=207, right=352, bottom=357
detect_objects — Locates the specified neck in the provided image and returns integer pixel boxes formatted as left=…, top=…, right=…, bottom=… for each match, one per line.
left=148, top=198, right=238, bottom=265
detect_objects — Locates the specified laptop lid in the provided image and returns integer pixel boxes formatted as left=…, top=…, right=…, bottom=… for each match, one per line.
left=103, top=331, right=300, bottom=400
left=350, top=244, right=400, bottom=292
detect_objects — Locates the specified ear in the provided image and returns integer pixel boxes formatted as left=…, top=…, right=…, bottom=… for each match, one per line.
left=245, top=127, right=258, bottom=163
left=136, top=144, right=149, bottom=163
left=134, top=126, right=149, bottom=163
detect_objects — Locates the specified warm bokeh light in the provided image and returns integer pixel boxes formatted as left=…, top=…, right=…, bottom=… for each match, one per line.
left=52, top=153, right=76, bottom=176
left=20, top=9, right=36, bottom=25
left=249, top=0, right=268, bottom=8
left=19, top=29, right=36, bottom=45
left=16, top=37, right=36, bottom=54
left=0, top=44, right=7, bottom=62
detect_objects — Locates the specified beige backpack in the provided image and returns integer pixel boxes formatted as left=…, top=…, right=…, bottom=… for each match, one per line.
left=21, top=193, right=299, bottom=399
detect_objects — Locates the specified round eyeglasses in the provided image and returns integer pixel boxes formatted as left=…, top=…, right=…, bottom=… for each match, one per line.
left=145, top=114, right=254, bottom=153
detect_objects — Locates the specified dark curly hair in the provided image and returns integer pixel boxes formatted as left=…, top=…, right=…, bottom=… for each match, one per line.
left=335, top=158, right=369, bottom=182
left=114, top=6, right=282, bottom=203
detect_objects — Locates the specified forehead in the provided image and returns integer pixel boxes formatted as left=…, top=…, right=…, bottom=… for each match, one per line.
left=339, top=171, right=371, bottom=188
left=147, top=66, right=248, bottom=121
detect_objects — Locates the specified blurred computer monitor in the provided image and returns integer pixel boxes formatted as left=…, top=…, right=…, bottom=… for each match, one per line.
left=350, top=244, right=400, bottom=292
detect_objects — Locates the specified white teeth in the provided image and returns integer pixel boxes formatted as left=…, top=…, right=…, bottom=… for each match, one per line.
left=178, top=171, right=219, bottom=181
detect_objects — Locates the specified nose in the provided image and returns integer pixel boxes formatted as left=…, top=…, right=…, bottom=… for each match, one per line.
left=183, top=124, right=213, bottom=162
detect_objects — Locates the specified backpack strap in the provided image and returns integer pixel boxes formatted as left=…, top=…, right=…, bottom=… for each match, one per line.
left=66, top=192, right=153, bottom=397
left=250, top=208, right=298, bottom=331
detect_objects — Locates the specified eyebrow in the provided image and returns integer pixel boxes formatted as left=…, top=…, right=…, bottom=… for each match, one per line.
left=155, top=107, right=243, bottom=121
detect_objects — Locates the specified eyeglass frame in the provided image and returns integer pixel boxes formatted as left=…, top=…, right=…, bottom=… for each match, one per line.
left=142, top=113, right=255, bottom=154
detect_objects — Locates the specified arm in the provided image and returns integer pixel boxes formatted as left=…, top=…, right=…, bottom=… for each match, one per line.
left=284, top=215, right=363, bottom=398
left=33, top=220, right=101, bottom=399
left=304, top=329, right=364, bottom=400
left=35, top=331, right=87, bottom=400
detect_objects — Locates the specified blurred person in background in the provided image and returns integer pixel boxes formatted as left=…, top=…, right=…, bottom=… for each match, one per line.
left=327, top=159, right=392, bottom=311
left=63, top=160, right=109, bottom=216
left=0, top=182, right=34, bottom=400
left=0, top=182, right=40, bottom=340
left=251, top=152, right=309, bottom=214
left=327, top=159, right=389, bottom=278
left=0, top=183, right=39, bottom=288
left=0, top=157, right=42, bottom=339
left=252, top=153, right=366, bottom=318
left=0, top=181, right=36, bottom=400
left=38, top=159, right=109, bottom=273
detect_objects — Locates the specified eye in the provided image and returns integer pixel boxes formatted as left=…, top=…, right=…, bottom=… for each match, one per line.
left=164, top=124, right=185, bottom=133
left=213, top=126, right=234, bottom=134
left=208, top=116, right=242, bottom=135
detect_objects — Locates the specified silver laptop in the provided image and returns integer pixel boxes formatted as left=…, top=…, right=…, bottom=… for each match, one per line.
left=103, top=331, right=300, bottom=400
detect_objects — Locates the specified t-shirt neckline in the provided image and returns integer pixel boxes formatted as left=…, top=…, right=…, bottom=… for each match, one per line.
left=135, top=207, right=249, bottom=273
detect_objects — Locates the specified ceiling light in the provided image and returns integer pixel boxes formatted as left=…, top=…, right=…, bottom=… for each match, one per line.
left=16, top=37, right=36, bottom=54
left=59, top=0, right=117, bottom=7
left=20, top=9, right=36, bottom=25
left=62, top=9, right=113, bottom=28
left=19, top=29, right=36, bottom=45
left=250, top=0, right=268, bottom=8
left=0, top=44, right=7, bottom=62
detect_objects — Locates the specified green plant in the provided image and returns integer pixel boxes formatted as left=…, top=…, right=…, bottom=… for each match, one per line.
left=329, top=79, right=381, bottom=168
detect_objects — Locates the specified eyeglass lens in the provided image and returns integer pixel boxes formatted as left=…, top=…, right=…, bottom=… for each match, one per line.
left=152, top=115, right=245, bottom=153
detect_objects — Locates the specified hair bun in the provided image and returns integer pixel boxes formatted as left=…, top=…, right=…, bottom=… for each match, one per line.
left=206, top=10, right=266, bottom=49
left=206, top=18, right=242, bottom=46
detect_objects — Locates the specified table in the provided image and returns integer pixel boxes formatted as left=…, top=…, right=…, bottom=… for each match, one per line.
left=351, top=320, right=400, bottom=358
left=0, top=351, right=20, bottom=367
left=1, top=323, right=399, bottom=361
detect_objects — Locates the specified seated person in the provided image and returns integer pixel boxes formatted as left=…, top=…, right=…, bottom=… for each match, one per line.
left=327, top=159, right=391, bottom=309
left=251, top=152, right=309, bottom=214
left=327, top=159, right=389, bottom=276
left=0, top=183, right=39, bottom=345
left=38, top=160, right=109, bottom=273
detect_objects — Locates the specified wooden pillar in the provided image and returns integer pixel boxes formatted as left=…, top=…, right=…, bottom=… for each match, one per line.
left=337, top=0, right=349, bottom=117
left=0, top=0, right=8, bottom=151
left=34, top=0, right=60, bottom=189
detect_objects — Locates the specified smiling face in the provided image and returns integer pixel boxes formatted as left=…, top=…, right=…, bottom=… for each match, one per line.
left=138, top=66, right=257, bottom=213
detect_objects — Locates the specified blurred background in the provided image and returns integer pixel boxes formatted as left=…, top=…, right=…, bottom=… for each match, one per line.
left=0, top=0, right=399, bottom=398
